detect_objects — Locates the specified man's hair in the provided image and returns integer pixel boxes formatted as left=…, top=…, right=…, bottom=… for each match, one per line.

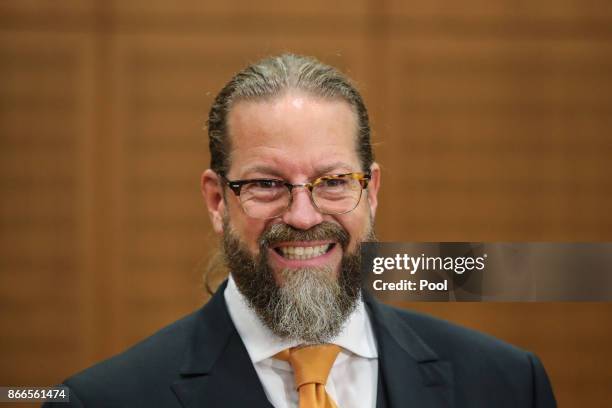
left=206, top=53, right=374, bottom=175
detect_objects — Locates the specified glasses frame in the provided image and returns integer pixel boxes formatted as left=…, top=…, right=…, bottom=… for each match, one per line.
left=219, top=172, right=371, bottom=219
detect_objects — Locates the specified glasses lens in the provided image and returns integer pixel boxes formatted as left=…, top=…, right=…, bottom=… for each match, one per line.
left=239, top=180, right=290, bottom=219
left=312, top=175, right=363, bottom=214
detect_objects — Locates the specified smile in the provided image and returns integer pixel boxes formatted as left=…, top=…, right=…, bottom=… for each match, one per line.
left=273, top=243, right=335, bottom=260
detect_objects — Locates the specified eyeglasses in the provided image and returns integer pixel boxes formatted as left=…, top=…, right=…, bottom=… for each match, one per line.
left=220, top=172, right=371, bottom=219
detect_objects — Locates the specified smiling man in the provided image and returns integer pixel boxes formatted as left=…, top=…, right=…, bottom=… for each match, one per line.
left=44, top=54, right=556, bottom=408
left=201, top=81, right=379, bottom=350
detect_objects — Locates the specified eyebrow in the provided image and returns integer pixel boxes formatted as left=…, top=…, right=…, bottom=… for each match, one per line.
left=314, top=162, right=356, bottom=175
left=241, top=162, right=356, bottom=179
left=240, top=165, right=284, bottom=178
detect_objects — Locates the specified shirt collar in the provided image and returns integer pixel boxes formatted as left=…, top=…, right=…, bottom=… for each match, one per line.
left=224, top=274, right=378, bottom=364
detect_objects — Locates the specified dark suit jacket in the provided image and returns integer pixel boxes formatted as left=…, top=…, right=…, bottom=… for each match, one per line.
left=44, top=281, right=556, bottom=407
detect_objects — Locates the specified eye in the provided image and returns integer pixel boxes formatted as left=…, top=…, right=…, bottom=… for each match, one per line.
left=242, top=179, right=286, bottom=202
left=322, top=177, right=348, bottom=188
left=253, top=180, right=283, bottom=189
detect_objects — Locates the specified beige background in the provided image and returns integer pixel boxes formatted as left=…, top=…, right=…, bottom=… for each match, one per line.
left=1, top=1, right=611, bottom=406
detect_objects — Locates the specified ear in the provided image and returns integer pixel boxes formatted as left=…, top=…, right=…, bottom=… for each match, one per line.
left=366, top=162, right=381, bottom=219
left=201, top=169, right=225, bottom=234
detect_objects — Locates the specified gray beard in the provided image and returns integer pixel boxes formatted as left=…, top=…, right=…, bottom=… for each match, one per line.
left=222, top=220, right=366, bottom=344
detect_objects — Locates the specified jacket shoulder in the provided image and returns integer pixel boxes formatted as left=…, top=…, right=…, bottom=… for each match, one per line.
left=61, top=308, right=202, bottom=407
left=375, top=302, right=537, bottom=375
left=371, top=302, right=556, bottom=407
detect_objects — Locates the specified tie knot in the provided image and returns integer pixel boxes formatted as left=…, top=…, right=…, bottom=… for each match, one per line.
left=275, top=344, right=341, bottom=389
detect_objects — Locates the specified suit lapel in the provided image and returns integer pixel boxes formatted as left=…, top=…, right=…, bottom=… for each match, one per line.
left=171, top=282, right=272, bottom=408
left=365, top=293, right=454, bottom=408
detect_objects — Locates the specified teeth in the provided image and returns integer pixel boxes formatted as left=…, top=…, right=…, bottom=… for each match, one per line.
left=278, top=244, right=330, bottom=260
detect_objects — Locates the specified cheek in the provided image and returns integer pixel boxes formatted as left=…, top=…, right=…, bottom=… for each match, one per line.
left=245, top=224, right=266, bottom=254
left=336, top=205, right=371, bottom=251
left=226, top=202, right=266, bottom=254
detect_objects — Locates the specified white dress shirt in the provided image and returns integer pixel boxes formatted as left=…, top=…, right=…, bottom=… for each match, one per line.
left=224, top=275, right=379, bottom=408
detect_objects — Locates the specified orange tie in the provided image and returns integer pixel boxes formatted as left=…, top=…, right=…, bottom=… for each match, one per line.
left=275, top=344, right=341, bottom=408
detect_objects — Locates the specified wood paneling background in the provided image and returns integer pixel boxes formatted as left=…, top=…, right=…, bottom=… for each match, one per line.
left=1, top=1, right=611, bottom=406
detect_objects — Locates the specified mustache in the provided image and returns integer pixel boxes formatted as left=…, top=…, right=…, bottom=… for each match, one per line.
left=259, top=221, right=350, bottom=251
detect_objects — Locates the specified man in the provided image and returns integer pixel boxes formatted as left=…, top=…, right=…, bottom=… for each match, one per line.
left=45, top=54, right=556, bottom=407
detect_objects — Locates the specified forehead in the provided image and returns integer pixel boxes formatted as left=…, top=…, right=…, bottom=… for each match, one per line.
left=226, top=92, right=360, bottom=179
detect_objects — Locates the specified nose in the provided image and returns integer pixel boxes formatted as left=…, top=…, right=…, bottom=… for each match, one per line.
left=281, top=187, right=324, bottom=230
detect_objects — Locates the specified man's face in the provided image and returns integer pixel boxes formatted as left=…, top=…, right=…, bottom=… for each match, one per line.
left=201, top=91, right=380, bottom=342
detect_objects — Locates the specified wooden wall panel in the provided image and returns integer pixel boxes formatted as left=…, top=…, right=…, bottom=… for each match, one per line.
left=0, top=1, right=94, bottom=16
left=109, top=0, right=369, bottom=17
left=377, top=31, right=612, bottom=241
left=0, top=32, right=95, bottom=386
left=387, top=0, right=612, bottom=18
